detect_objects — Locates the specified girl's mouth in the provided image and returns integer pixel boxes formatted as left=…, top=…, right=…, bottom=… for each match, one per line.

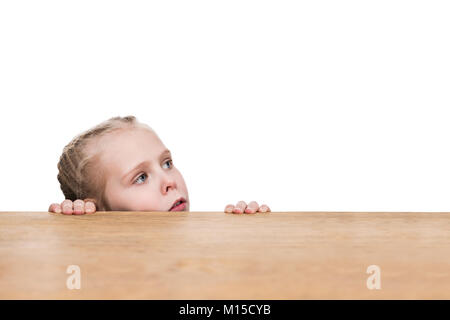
left=169, top=198, right=187, bottom=211
left=169, top=201, right=186, bottom=212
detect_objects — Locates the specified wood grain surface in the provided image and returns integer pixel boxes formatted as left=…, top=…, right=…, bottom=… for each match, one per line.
left=0, top=211, right=449, bottom=299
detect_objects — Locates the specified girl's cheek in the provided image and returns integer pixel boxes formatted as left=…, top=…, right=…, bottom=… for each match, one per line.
left=134, top=187, right=159, bottom=205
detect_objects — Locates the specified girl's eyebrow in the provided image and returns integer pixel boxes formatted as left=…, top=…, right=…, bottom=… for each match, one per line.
left=121, top=149, right=171, bottom=182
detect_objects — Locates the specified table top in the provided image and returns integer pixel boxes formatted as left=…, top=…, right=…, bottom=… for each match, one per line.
left=0, top=211, right=449, bottom=299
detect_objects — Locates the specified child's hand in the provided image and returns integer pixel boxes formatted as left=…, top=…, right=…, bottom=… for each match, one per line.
left=224, top=201, right=271, bottom=214
left=48, top=199, right=97, bottom=215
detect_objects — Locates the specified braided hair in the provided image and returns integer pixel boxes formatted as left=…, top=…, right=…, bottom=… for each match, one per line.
left=56, top=115, right=149, bottom=210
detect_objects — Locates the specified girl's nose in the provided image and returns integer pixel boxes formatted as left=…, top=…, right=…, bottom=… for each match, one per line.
left=161, top=175, right=177, bottom=194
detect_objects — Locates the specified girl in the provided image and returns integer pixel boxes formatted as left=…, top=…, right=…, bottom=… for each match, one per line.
left=48, top=116, right=271, bottom=215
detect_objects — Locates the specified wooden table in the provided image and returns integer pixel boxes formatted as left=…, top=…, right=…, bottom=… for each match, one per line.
left=0, top=211, right=449, bottom=299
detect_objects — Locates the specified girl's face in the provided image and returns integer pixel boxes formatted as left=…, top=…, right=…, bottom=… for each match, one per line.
left=95, top=127, right=190, bottom=212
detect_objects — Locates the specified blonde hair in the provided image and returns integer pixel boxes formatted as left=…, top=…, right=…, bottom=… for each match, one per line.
left=57, top=115, right=150, bottom=211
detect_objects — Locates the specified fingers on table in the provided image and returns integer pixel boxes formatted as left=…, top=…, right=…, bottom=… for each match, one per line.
left=225, top=201, right=270, bottom=214
left=259, top=204, right=271, bottom=213
left=244, top=201, right=259, bottom=213
left=55, top=199, right=97, bottom=215
left=48, top=203, right=61, bottom=213
left=224, top=204, right=235, bottom=213
left=72, top=200, right=85, bottom=215
left=234, top=200, right=247, bottom=214
left=61, top=200, right=74, bottom=215
left=224, top=201, right=246, bottom=214
left=84, top=200, right=96, bottom=214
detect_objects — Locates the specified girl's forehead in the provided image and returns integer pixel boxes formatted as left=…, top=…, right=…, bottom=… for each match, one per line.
left=102, top=127, right=163, bottom=149
left=96, top=128, right=167, bottom=170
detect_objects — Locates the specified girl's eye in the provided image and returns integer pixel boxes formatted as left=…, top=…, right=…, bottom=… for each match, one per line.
left=133, top=160, right=172, bottom=185
left=163, top=159, right=173, bottom=169
left=134, top=173, right=147, bottom=185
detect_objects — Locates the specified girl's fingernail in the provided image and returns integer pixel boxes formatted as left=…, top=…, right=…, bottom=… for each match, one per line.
left=55, top=207, right=61, bottom=213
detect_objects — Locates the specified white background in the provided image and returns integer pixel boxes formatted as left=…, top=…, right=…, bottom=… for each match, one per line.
left=0, top=1, right=449, bottom=212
